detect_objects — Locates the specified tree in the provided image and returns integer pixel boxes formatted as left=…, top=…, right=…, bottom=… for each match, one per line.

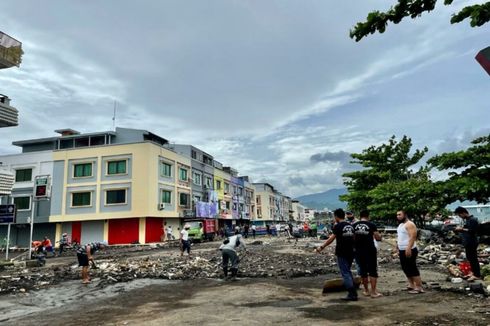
left=340, top=135, right=428, bottom=212
left=350, top=0, right=490, bottom=42
left=429, top=134, right=490, bottom=204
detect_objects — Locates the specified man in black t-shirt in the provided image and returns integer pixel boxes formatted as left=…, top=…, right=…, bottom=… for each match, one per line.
left=315, top=208, right=357, bottom=301
left=454, top=206, right=481, bottom=280
left=353, top=210, right=382, bottom=298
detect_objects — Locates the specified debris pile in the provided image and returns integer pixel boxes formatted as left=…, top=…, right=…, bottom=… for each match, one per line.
left=0, top=246, right=339, bottom=294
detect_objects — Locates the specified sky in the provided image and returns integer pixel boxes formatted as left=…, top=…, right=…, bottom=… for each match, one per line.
left=0, top=0, right=488, bottom=198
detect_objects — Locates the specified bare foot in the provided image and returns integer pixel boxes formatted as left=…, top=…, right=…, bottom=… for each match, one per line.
left=362, top=290, right=370, bottom=297
left=371, top=292, right=383, bottom=298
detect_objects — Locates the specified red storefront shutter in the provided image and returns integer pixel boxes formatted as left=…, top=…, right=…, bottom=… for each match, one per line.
left=145, top=217, right=164, bottom=243
left=108, top=218, right=140, bottom=245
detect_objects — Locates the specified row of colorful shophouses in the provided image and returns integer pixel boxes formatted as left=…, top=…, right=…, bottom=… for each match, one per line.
left=0, top=127, right=303, bottom=247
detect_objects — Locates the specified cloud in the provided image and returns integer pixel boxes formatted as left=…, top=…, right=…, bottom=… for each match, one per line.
left=310, top=151, right=352, bottom=165
left=0, top=0, right=488, bottom=199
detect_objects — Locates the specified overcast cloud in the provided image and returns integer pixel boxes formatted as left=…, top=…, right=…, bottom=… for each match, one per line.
left=0, top=0, right=488, bottom=198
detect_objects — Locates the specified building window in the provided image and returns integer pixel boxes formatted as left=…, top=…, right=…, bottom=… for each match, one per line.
left=179, top=193, right=189, bottom=207
left=15, top=169, right=32, bottom=182
left=224, top=182, right=230, bottom=194
left=160, top=162, right=172, bottom=177
left=179, top=168, right=188, bottom=181
left=205, top=177, right=212, bottom=188
left=226, top=201, right=231, bottom=210
left=14, top=196, right=30, bottom=210
left=193, top=195, right=201, bottom=202
left=193, top=172, right=202, bottom=185
left=106, top=189, right=127, bottom=205
left=161, top=190, right=172, bottom=204
left=72, top=192, right=91, bottom=207
left=216, top=180, right=222, bottom=190
left=107, top=160, right=127, bottom=175
left=191, top=150, right=197, bottom=159
left=73, top=163, right=92, bottom=178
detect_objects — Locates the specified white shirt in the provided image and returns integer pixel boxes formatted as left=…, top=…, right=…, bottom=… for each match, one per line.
left=397, top=222, right=416, bottom=250
left=220, top=235, right=246, bottom=252
left=181, top=229, right=189, bottom=241
left=251, top=225, right=256, bottom=231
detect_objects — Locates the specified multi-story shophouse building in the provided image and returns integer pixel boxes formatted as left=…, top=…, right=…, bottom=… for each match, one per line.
left=214, top=161, right=232, bottom=229
left=253, top=183, right=276, bottom=224
left=292, top=200, right=306, bottom=222
left=0, top=128, right=192, bottom=245
left=172, top=145, right=217, bottom=221
left=240, top=176, right=256, bottom=222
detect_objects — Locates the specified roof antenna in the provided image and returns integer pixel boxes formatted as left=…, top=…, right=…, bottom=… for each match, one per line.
left=112, top=100, right=117, bottom=131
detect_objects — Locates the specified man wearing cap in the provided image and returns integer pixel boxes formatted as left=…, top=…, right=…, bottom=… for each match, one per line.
left=77, top=241, right=107, bottom=284
left=180, top=224, right=192, bottom=257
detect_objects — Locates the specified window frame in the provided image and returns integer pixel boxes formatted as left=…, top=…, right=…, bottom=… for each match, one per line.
left=70, top=191, right=93, bottom=208
left=106, top=159, right=128, bottom=176
left=160, top=161, right=172, bottom=178
left=179, top=168, right=188, bottom=182
left=104, top=188, right=128, bottom=206
left=13, top=196, right=31, bottom=211
left=179, top=193, right=189, bottom=207
left=193, top=172, right=202, bottom=186
left=161, top=189, right=172, bottom=204
left=15, top=168, right=33, bottom=183
left=73, top=162, right=93, bottom=179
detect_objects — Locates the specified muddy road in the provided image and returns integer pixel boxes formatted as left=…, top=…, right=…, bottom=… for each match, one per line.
left=0, top=237, right=488, bottom=325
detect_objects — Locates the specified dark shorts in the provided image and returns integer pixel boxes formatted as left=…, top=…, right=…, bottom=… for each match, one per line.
left=356, top=250, right=378, bottom=278
left=77, top=253, right=89, bottom=267
left=399, top=248, right=420, bottom=277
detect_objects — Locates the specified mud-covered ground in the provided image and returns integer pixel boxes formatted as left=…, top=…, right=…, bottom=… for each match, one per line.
left=0, top=237, right=488, bottom=325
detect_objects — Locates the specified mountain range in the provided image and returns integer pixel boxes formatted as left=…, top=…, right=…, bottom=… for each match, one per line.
left=295, top=188, right=347, bottom=210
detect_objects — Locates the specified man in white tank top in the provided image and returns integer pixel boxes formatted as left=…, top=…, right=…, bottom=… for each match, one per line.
left=396, top=210, right=424, bottom=294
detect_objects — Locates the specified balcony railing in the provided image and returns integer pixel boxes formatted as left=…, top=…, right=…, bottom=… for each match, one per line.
left=0, top=32, right=23, bottom=69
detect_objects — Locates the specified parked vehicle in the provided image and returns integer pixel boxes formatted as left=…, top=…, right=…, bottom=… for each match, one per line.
left=186, top=219, right=217, bottom=242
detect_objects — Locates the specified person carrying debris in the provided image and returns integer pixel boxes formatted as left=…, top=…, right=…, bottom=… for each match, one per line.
left=454, top=206, right=481, bottom=281
left=396, top=210, right=424, bottom=294
left=42, top=236, right=55, bottom=257
left=353, top=210, right=382, bottom=298
left=315, top=208, right=358, bottom=301
left=180, top=224, right=192, bottom=257
left=219, top=233, right=246, bottom=280
left=77, top=241, right=108, bottom=284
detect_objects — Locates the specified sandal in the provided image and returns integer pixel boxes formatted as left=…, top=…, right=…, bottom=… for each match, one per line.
left=408, top=288, right=424, bottom=294
left=362, top=291, right=371, bottom=297
left=371, top=293, right=383, bottom=298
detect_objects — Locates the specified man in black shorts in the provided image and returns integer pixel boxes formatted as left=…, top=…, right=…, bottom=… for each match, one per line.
left=353, top=210, right=382, bottom=298
left=77, top=241, right=107, bottom=284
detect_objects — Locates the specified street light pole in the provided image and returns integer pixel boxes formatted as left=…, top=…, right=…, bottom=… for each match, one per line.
left=28, top=195, right=35, bottom=259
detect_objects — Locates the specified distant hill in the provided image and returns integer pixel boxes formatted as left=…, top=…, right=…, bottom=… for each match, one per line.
left=296, top=188, right=348, bottom=210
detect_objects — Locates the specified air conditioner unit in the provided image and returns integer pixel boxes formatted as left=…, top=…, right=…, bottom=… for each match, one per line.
left=158, top=203, right=166, bottom=210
